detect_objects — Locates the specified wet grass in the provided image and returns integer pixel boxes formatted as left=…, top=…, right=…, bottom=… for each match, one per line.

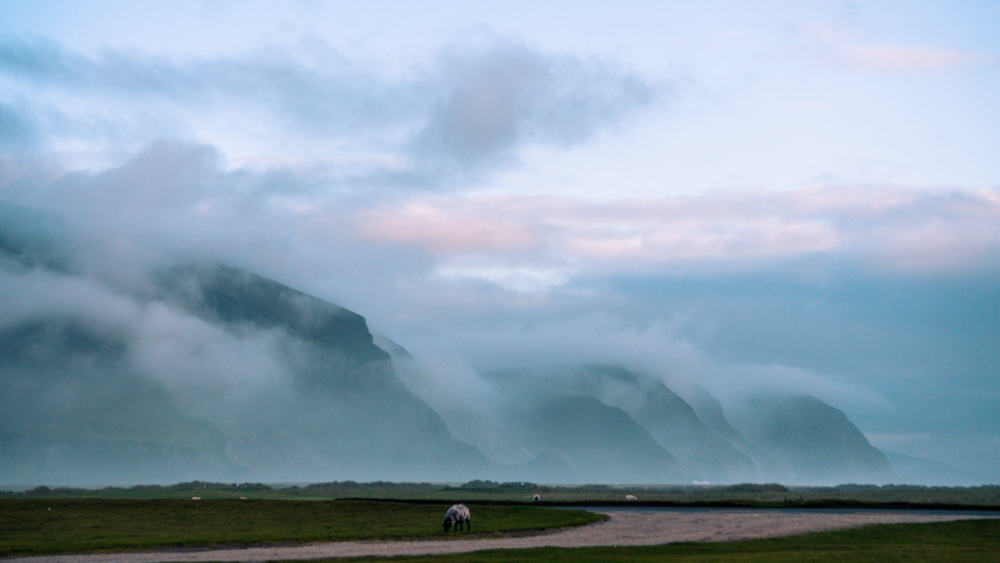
left=0, top=498, right=603, bottom=556
left=4, top=482, right=998, bottom=560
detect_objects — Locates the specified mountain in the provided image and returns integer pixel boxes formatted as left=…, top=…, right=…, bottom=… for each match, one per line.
left=0, top=317, right=238, bottom=485
left=882, top=450, right=989, bottom=486
left=152, top=263, right=389, bottom=363
left=458, top=365, right=751, bottom=482
left=0, top=204, right=917, bottom=486
left=508, top=396, right=680, bottom=483
left=0, top=209, right=491, bottom=484
left=684, top=383, right=753, bottom=450
left=564, top=366, right=755, bottom=481
left=415, top=362, right=894, bottom=485
left=729, top=394, right=895, bottom=484
left=159, top=263, right=493, bottom=481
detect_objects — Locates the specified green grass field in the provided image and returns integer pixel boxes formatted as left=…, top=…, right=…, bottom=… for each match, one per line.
left=0, top=498, right=604, bottom=556
left=327, top=519, right=1000, bottom=562
left=3, top=483, right=998, bottom=560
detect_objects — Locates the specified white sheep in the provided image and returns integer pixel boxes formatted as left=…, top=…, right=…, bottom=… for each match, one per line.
left=625, top=494, right=638, bottom=501
left=532, top=494, right=541, bottom=502
left=442, top=503, right=471, bottom=532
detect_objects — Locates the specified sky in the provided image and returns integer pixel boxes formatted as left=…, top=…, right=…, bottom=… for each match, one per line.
left=1, top=0, right=999, bottom=478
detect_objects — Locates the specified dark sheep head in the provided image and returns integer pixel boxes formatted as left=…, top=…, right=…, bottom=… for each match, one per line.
left=442, top=517, right=453, bottom=532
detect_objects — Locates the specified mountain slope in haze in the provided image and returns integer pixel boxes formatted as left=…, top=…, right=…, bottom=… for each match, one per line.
left=730, top=394, right=895, bottom=484
left=462, top=365, right=752, bottom=482
left=152, top=263, right=492, bottom=481
left=153, top=263, right=389, bottom=363
left=0, top=261, right=491, bottom=483
left=882, top=450, right=989, bottom=486
left=566, top=365, right=755, bottom=481
left=0, top=317, right=238, bottom=485
left=508, top=396, right=680, bottom=483
left=0, top=208, right=490, bottom=484
left=414, top=361, right=896, bottom=485
left=152, top=263, right=490, bottom=480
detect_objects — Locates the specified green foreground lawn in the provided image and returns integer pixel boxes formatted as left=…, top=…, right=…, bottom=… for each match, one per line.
left=331, top=518, right=1000, bottom=562
left=0, top=498, right=603, bottom=556
left=3, top=497, right=997, bottom=561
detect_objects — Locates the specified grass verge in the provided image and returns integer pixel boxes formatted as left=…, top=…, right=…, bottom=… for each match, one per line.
left=0, top=498, right=604, bottom=556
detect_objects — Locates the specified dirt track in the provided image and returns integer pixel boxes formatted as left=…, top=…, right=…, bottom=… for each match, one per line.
left=6, top=509, right=997, bottom=562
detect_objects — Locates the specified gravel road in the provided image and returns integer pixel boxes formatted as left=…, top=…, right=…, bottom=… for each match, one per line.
left=5, top=509, right=996, bottom=562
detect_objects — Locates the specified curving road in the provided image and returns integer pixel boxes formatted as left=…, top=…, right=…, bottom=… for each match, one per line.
left=5, top=509, right=997, bottom=562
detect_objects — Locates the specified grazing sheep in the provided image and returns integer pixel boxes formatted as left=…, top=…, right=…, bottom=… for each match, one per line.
left=532, top=494, right=541, bottom=502
left=442, top=503, right=471, bottom=532
left=625, top=494, right=638, bottom=501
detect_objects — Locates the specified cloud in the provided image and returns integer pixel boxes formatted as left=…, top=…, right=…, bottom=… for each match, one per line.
left=0, top=102, right=37, bottom=153
left=843, top=43, right=993, bottom=72
left=0, top=38, right=405, bottom=127
left=433, top=263, right=573, bottom=295
left=0, top=266, right=291, bottom=416
left=3, top=8, right=998, bottom=484
left=352, top=187, right=1000, bottom=285
left=3, top=137, right=998, bottom=484
left=407, top=314, right=711, bottom=382
left=803, top=25, right=997, bottom=73
left=712, top=363, right=892, bottom=412
left=411, top=40, right=652, bottom=174
left=0, top=267, right=139, bottom=333
left=126, top=300, right=293, bottom=419
left=356, top=197, right=537, bottom=253
left=401, top=312, right=890, bottom=426
left=0, top=37, right=654, bottom=184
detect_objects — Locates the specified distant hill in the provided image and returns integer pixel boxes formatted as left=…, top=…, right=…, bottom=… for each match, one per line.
left=567, top=366, right=755, bottom=481
left=420, top=362, right=895, bottom=485
left=729, top=394, right=895, bottom=484
left=882, top=450, right=989, bottom=486
left=455, top=365, right=752, bottom=482
left=514, top=395, right=680, bottom=483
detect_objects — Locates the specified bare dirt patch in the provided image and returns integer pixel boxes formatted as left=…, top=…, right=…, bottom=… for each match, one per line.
left=6, top=509, right=997, bottom=562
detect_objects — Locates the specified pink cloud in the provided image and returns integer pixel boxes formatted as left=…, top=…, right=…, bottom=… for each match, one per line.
left=804, top=24, right=996, bottom=73
left=352, top=187, right=1000, bottom=277
left=355, top=197, right=537, bottom=253
left=845, top=44, right=991, bottom=72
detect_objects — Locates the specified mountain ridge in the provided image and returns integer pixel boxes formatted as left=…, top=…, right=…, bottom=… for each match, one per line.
left=0, top=206, right=929, bottom=485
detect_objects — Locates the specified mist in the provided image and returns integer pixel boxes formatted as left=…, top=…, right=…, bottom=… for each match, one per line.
left=3, top=152, right=997, bottom=485
left=3, top=5, right=999, bottom=487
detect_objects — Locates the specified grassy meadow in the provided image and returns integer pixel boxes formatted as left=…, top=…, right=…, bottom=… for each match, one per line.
left=2, top=481, right=998, bottom=559
left=0, top=498, right=603, bottom=557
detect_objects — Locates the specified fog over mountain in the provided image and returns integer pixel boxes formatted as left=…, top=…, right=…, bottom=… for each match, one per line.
left=0, top=219, right=902, bottom=485
left=2, top=2, right=999, bottom=486
left=0, top=205, right=996, bottom=485
left=0, top=229, right=490, bottom=483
